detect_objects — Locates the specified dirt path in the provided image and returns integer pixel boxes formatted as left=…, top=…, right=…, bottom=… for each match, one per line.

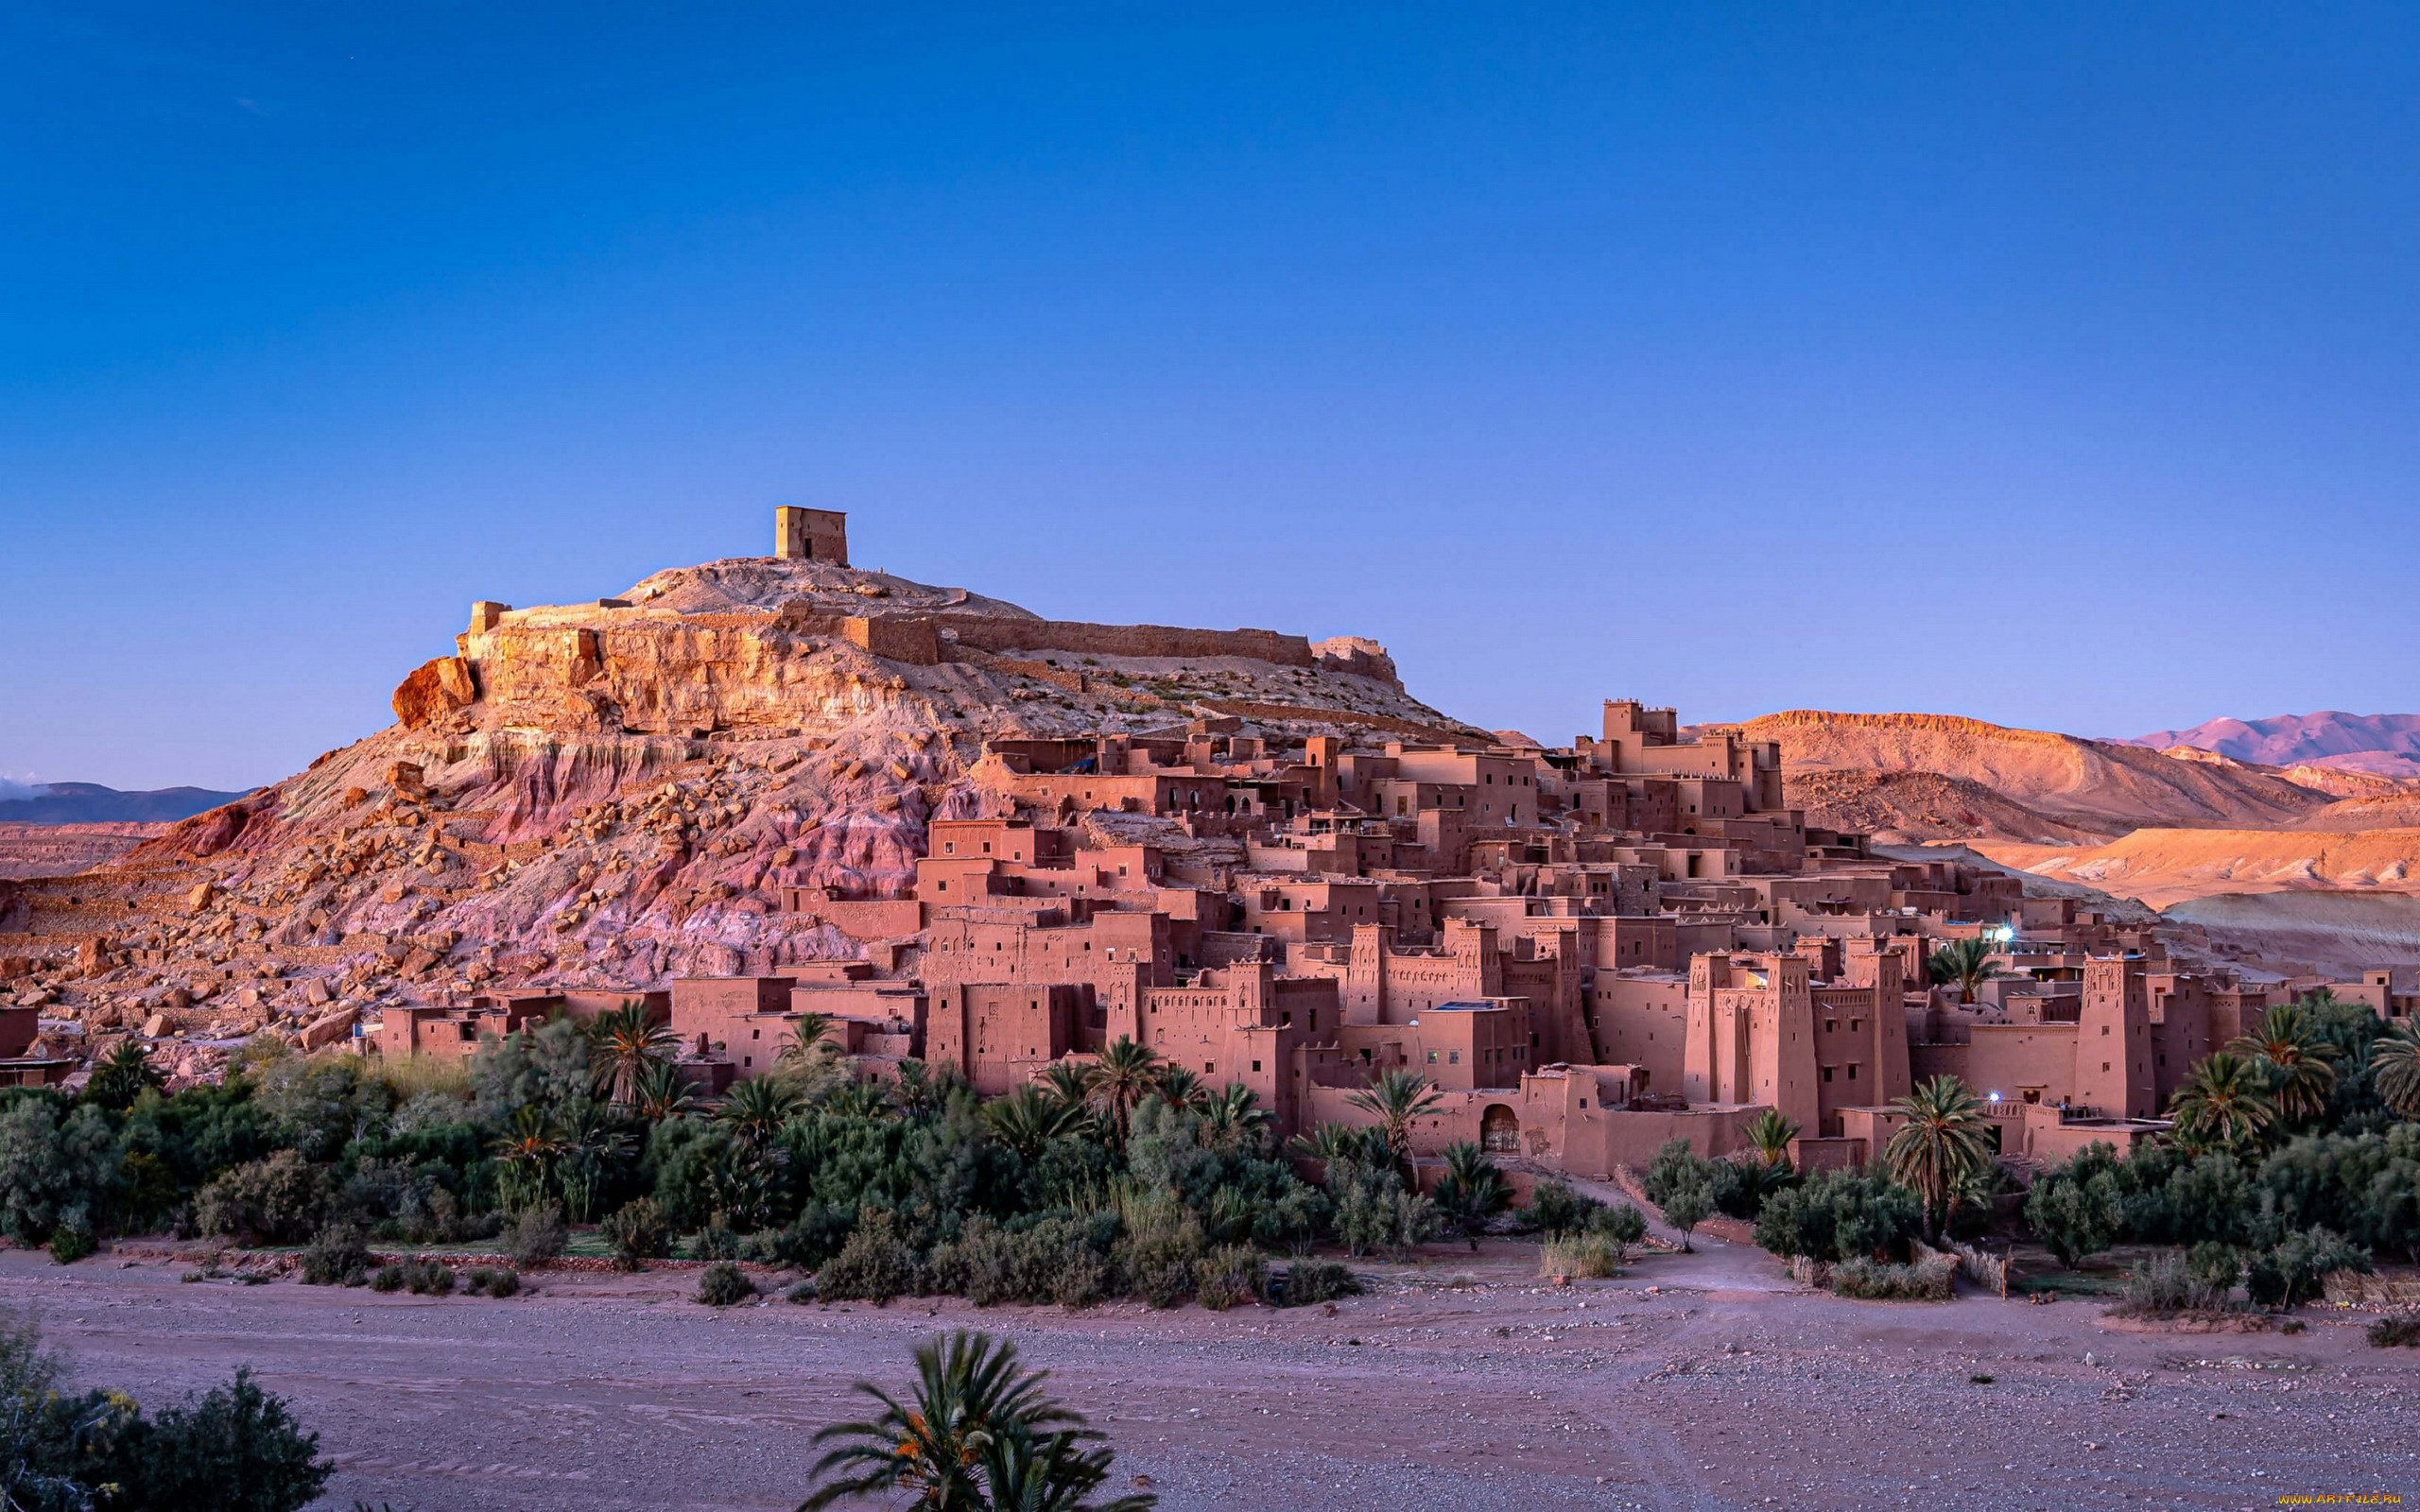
left=1, top=1246, right=2411, bottom=1511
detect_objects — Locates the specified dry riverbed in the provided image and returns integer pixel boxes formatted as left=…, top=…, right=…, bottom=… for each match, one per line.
left=0, top=1238, right=2411, bottom=1512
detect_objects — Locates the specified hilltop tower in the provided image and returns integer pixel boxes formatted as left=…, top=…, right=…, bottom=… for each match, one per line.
left=773, top=507, right=850, bottom=565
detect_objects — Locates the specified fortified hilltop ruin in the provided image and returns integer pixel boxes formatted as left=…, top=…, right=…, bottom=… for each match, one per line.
left=4, top=508, right=2415, bottom=1177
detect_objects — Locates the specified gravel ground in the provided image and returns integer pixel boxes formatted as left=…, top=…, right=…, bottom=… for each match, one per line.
left=0, top=1241, right=2411, bottom=1512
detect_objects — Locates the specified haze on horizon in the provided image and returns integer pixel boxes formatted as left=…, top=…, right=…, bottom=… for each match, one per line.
left=5, top=3, right=2418, bottom=792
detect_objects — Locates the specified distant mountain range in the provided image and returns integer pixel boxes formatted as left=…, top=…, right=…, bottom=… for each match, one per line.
left=0, top=782, right=256, bottom=825
left=2126, top=712, right=2420, bottom=779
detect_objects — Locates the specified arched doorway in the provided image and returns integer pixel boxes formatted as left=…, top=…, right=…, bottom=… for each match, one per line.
left=1480, top=1104, right=1519, bottom=1154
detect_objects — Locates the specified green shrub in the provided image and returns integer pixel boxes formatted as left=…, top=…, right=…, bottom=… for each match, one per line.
left=1542, top=1234, right=1621, bottom=1280
left=47, top=1224, right=95, bottom=1265
left=299, top=1224, right=372, bottom=1286
left=1526, top=1178, right=1604, bottom=1236
left=693, top=1222, right=741, bottom=1262
left=2026, top=1162, right=2125, bottom=1269
left=402, top=1258, right=455, bottom=1296
left=601, top=1196, right=671, bottom=1270
left=814, top=1210, right=922, bottom=1303
left=925, top=1216, right=1109, bottom=1309
left=0, top=1102, right=121, bottom=1247
left=500, top=1205, right=566, bottom=1268
left=767, top=1205, right=856, bottom=1270
left=1113, top=1219, right=1202, bottom=1309
left=196, top=1150, right=329, bottom=1246
left=1753, top=1167, right=1922, bottom=1263
left=697, top=1261, right=755, bottom=1307
left=2366, top=1314, right=2420, bottom=1348
left=1278, top=1259, right=1360, bottom=1306
left=784, top=1279, right=818, bottom=1305
left=1829, top=1256, right=1954, bottom=1301
left=2113, top=1250, right=2239, bottom=1316
left=369, top=1263, right=406, bottom=1293
left=2246, top=1227, right=2370, bottom=1309
left=1591, top=1202, right=1649, bottom=1258
left=463, top=1266, right=521, bottom=1298
left=94, top=1366, right=332, bottom=1512
left=1193, top=1246, right=1263, bottom=1311
left=1659, top=1180, right=1713, bottom=1251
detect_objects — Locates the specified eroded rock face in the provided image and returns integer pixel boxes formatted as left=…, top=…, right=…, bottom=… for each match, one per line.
left=33, top=553, right=1461, bottom=1029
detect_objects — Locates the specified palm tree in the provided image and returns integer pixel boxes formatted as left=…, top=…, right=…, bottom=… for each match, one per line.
left=494, top=1106, right=566, bottom=1212
left=1743, top=1108, right=1800, bottom=1171
left=1345, top=1069, right=1443, bottom=1177
left=893, top=1059, right=961, bottom=1121
left=1288, top=1120, right=1392, bottom=1168
left=823, top=1081, right=893, bottom=1122
left=1200, top=1084, right=1275, bottom=1152
left=1035, top=1062, right=1092, bottom=1108
left=982, top=1084, right=1090, bottom=1158
left=1926, top=937, right=2008, bottom=1005
left=1084, top=1039, right=1163, bottom=1143
left=631, top=1058, right=700, bottom=1122
left=778, top=1012, right=836, bottom=1068
left=1153, top=1064, right=1210, bottom=1111
left=2231, top=1003, right=2342, bottom=1122
left=1883, top=1074, right=1996, bottom=1241
left=718, top=1075, right=805, bottom=1147
left=555, top=1100, right=632, bottom=1223
left=977, top=1421, right=1155, bottom=1512
left=588, top=1000, right=679, bottom=1108
left=800, top=1331, right=1149, bottom=1512
left=2371, top=1017, right=2420, bottom=1119
left=84, top=1040, right=163, bottom=1110
left=2168, top=1051, right=2278, bottom=1149
left=1431, top=1141, right=1512, bottom=1250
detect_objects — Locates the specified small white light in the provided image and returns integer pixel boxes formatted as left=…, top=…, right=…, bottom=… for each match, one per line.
left=1988, top=1091, right=2002, bottom=1103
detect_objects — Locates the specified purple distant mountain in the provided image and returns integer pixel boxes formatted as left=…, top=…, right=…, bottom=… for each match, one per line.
left=2128, top=713, right=2420, bottom=779
left=0, top=782, right=255, bottom=825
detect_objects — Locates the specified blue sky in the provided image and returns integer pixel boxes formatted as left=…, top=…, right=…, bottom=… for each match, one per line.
left=5, top=3, right=2417, bottom=791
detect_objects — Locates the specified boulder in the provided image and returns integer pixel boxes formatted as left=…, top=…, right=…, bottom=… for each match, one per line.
left=391, top=658, right=479, bottom=730
left=299, top=1006, right=357, bottom=1051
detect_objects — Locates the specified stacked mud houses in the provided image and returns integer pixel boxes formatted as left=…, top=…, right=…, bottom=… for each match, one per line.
left=9, top=507, right=2410, bottom=1181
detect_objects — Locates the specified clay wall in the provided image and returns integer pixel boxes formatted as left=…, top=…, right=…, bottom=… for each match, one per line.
left=670, top=976, right=800, bottom=1079
left=926, top=983, right=1087, bottom=1096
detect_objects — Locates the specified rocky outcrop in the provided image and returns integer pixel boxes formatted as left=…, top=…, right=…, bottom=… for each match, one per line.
left=9, top=551, right=1449, bottom=1054
left=392, top=657, right=479, bottom=730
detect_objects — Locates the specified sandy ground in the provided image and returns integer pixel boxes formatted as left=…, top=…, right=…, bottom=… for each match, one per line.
left=1, top=1236, right=2412, bottom=1512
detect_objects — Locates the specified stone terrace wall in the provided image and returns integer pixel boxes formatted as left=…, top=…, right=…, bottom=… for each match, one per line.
left=942, top=614, right=1316, bottom=668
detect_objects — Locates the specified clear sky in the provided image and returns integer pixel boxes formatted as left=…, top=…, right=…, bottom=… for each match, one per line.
left=6, top=3, right=2417, bottom=792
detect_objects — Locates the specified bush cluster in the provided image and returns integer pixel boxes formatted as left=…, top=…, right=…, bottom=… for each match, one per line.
left=1753, top=1167, right=1923, bottom=1264
left=2, top=1023, right=1533, bottom=1319
left=1, top=1310, right=330, bottom=1512
left=1829, top=1255, right=1954, bottom=1301
left=2114, top=1243, right=2243, bottom=1317
left=696, top=1261, right=755, bottom=1306
left=463, top=1265, right=522, bottom=1298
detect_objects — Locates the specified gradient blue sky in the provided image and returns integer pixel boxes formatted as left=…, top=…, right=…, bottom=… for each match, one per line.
left=6, top=3, right=2418, bottom=793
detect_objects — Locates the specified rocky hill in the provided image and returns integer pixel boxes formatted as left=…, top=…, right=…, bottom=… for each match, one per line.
left=1726, top=710, right=2337, bottom=840
left=2129, top=711, right=2420, bottom=780
left=0, top=549, right=1473, bottom=1049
